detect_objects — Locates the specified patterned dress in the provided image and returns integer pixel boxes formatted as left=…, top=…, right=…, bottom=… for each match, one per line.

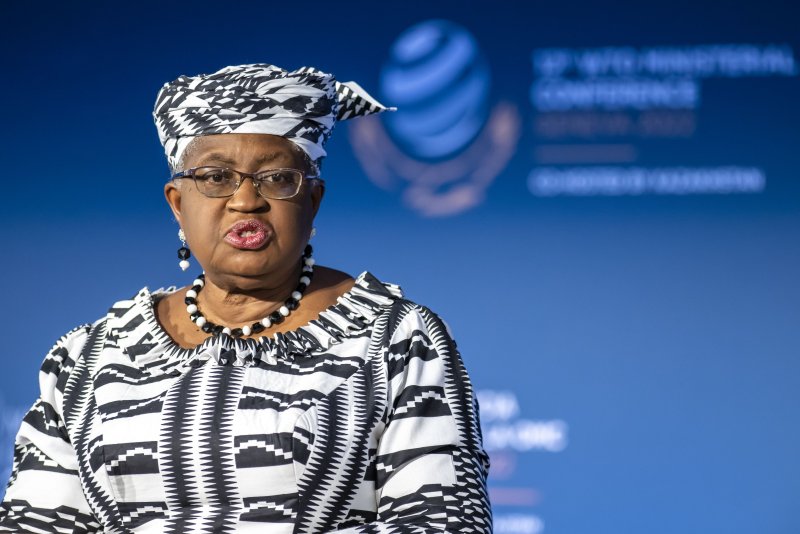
left=0, top=271, right=492, bottom=534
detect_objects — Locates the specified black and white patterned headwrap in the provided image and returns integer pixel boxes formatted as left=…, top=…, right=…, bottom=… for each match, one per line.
left=153, top=63, right=394, bottom=172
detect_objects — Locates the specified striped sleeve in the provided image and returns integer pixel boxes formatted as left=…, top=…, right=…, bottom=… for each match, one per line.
left=0, top=325, right=102, bottom=533
left=335, top=304, right=492, bottom=533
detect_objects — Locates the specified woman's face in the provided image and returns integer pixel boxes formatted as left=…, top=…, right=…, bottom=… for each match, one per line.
left=164, top=133, right=324, bottom=291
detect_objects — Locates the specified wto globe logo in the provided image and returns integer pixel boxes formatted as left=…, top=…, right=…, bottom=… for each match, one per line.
left=349, top=19, right=520, bottom=216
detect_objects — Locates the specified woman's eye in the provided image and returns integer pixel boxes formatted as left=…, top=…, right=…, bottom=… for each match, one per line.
left=264, top=172, right=286, bottom=183
left=261, top=171, right=299, bottom=185
left=198, top=169, right=230, bottom=183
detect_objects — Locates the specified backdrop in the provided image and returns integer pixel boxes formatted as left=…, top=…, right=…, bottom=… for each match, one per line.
left=1, top=1, right=798, bottom=533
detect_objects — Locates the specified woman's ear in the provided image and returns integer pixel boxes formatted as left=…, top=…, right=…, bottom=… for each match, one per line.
left=164, top=181, right=183, bottom=225
left=310, top=180, right=325, bottom=219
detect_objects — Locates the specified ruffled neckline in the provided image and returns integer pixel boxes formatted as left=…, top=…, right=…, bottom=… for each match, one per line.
left=114, top=271, right=403, bottom=370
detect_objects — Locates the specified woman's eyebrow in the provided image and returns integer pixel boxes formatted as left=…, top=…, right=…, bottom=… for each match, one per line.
left=198, top=152, right=285, bottom=166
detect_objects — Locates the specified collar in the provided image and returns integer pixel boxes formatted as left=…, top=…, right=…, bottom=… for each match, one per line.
left=108, top=271, right=403, bottom=371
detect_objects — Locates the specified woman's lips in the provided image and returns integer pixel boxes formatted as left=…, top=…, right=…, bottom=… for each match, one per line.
left=224, top=219, right=271, bottom=250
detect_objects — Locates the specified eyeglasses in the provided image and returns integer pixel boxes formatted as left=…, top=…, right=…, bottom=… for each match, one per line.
left=171, top=166, right=323, bottom=200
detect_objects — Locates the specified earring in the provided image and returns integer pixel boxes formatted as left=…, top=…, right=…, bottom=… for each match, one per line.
left=178, top=228, right=191, bottom=271
left=310, top=227, right=317, bottom=239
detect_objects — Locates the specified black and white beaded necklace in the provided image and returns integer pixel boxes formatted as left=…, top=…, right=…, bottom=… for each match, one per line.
left=184, top=244, right=315, bottom=338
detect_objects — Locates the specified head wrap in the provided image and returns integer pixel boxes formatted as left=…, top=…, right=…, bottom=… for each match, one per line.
left=153, top=63, right=395, bottom=172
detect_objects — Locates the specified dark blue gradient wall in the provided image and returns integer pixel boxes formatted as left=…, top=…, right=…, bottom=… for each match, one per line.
left=1, top=1, right=798, bottom=533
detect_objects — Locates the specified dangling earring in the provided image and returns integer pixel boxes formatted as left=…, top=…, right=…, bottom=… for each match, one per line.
left=178, top=228, right=191, bottom=271
left=310, top=227, right=317, bottom=239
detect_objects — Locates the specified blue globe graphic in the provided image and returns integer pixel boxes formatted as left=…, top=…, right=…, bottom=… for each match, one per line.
left=380, top=20, right=491, bottom=160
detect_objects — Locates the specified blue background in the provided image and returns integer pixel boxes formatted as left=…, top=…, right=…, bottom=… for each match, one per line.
left=1, top=1, right=798, bottom=533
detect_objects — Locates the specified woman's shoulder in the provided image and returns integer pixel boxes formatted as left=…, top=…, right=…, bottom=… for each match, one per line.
left=383, top=297, right=457, bottom=344
left=47, top=285, right=177, bottom=361
left=348, top=271, right=457, bottom=345
left=42, top=322, right=95, bottom=368
left=37, top=317, right=106, bottom=405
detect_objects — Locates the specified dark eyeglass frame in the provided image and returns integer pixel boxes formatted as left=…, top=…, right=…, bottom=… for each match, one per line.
left=170, top=166, right=324, bottom=200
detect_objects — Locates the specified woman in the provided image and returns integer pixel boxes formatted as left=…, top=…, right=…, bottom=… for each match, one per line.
left=0, top=64, right=491, bottom=534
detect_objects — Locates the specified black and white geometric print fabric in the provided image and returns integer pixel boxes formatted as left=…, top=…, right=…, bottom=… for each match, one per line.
left=0, top=271, right=492, bottom=534
left=153, top=64, right=395, bottom=171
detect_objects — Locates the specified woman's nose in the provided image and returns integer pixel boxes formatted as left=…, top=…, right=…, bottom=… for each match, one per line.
left=227, top=176, right=268, bottom=211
